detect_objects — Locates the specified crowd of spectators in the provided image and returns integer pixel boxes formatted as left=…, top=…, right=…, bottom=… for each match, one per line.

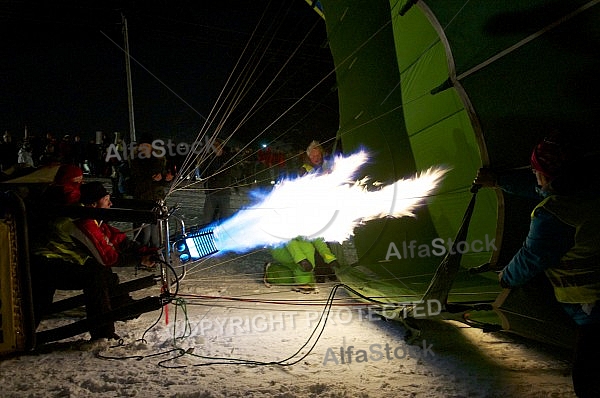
left=1, top=128, right=323, bottom=192
left=0, top=130, right=111, bottom=180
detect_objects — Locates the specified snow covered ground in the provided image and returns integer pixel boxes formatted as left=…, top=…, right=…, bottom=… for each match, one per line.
left=0, top=181, right=577, bottom=397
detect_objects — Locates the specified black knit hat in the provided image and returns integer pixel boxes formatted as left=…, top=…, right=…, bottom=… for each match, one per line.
left=80, top=181, right=109, bottom=204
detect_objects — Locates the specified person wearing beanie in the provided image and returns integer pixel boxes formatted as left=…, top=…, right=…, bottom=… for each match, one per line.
left=474, top=132, right=600, bottom=397
left=32, top=179, right=123, bottom=341
left=32, top=181, right=158, bottom=341
left=75, top=181, right=158, bottom=269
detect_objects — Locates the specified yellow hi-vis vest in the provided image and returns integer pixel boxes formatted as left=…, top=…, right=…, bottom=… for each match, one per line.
left=536, top=194, right=600, bottom=304
left=34, top=217, right=90, bottom=266
left=301, top=163, right=314, bottom=175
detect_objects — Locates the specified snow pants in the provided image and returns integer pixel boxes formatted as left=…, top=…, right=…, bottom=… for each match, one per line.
left=266, top=237, right=337, bottom=285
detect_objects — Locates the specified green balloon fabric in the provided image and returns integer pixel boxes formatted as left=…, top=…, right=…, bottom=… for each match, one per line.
left=316, top=0, right=599, bottom=347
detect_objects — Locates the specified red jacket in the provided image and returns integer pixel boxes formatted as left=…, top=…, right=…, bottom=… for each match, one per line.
left=75, top=218, right=127, bottom=267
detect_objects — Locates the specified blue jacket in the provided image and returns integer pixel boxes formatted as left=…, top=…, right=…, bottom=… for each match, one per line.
left=498, top=172, right=600, bottom=325
left=501, top=205, right=574, bottom=287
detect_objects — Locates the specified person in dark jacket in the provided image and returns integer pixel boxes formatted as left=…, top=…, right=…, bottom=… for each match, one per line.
left=128, top=134, right=172, bottom=247
left=299, top=140, right=325, bottom=176
left=474, top=132, right=600, bottom=397
left=200, top=139, right=233, bottom=224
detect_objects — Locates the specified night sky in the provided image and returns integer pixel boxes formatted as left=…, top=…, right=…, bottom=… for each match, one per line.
left=1, top=0, right=338, bottom=149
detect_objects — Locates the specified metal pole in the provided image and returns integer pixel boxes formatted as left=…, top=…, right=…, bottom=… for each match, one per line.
left=122, top=13, right=136, bottom=144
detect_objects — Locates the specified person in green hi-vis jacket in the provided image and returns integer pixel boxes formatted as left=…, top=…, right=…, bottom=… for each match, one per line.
left=265, top=236, right=340, bottom=293
left=264, top=140, right=340, bottom=292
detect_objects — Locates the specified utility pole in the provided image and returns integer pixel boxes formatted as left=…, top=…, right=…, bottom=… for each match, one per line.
left=122, top=12, right=136, bottom=144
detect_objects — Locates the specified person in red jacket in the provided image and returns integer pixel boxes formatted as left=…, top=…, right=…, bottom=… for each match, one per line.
left=75, top=181, right=157, bottom=268
left=32, top=177, right=128, bottom=341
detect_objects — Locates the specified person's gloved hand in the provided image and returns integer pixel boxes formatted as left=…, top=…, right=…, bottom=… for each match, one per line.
left=473, top=167, right=498, bottom=188
left=298, top=259, right=313, bottom=272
